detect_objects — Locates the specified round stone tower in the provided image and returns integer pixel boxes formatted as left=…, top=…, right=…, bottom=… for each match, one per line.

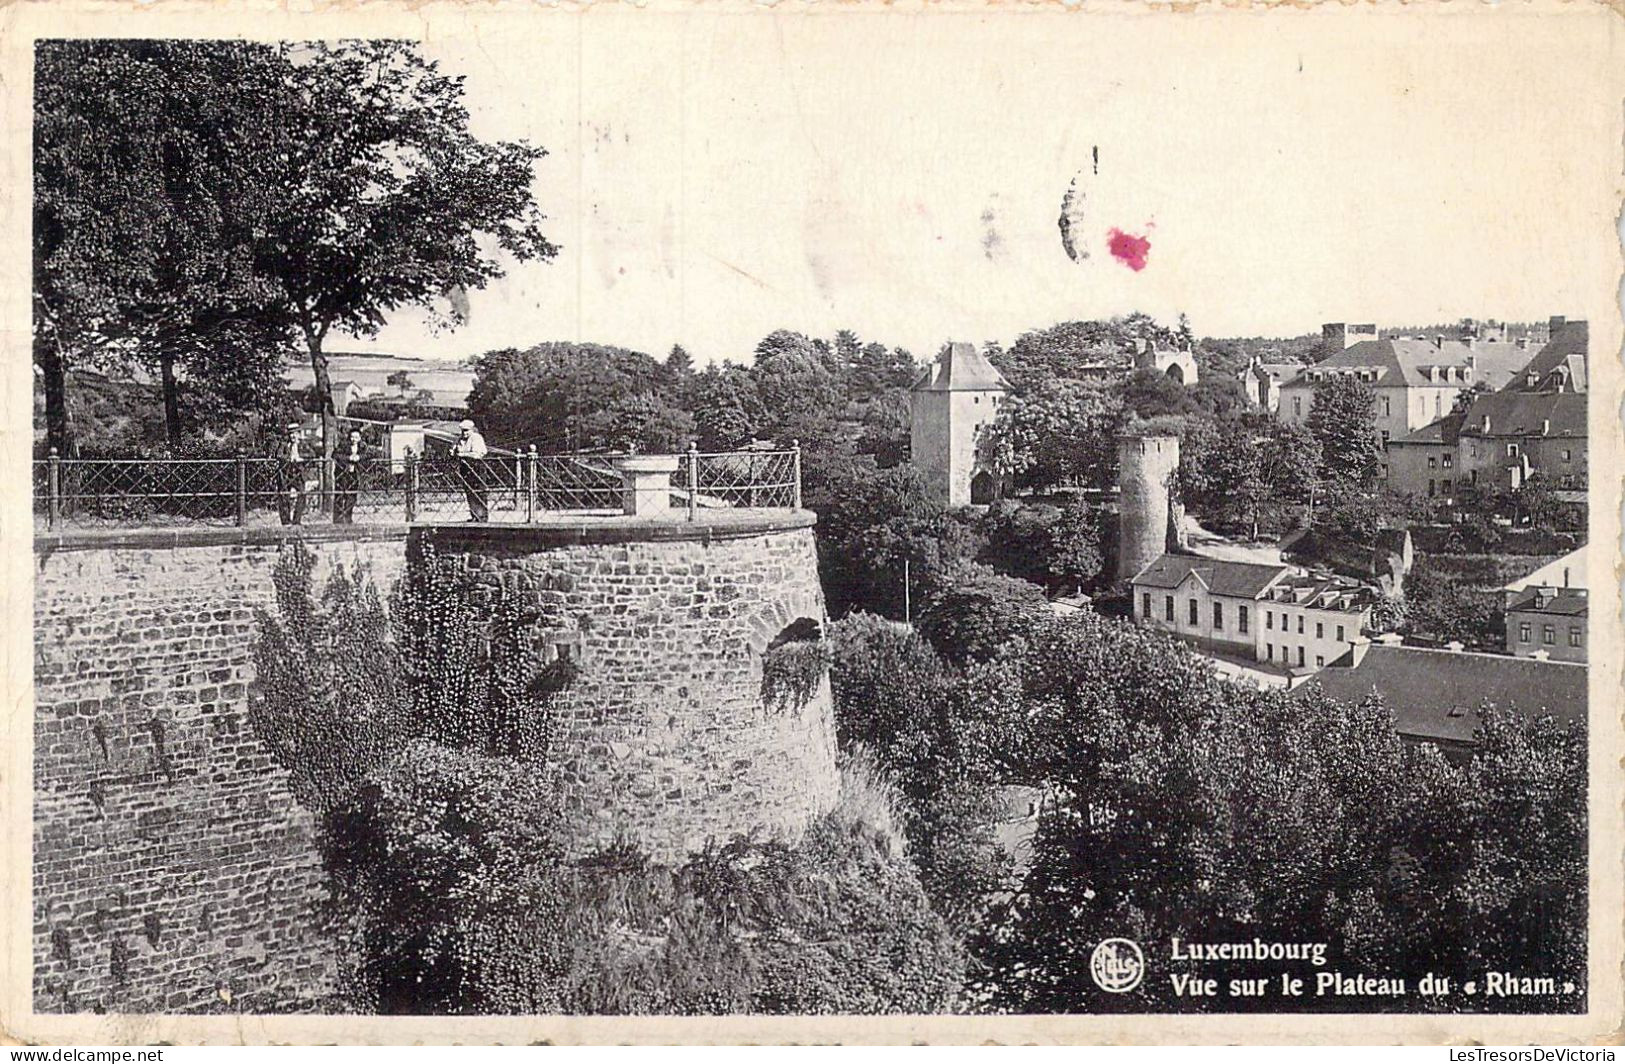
left=1117, top=433, right=1181, bottom=584
left=413, top=510, right=839, bottom=863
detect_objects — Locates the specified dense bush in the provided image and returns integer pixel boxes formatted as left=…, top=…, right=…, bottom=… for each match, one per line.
left=915, top=560, right=1051, bottom=667
left=826, top=614, right=1018, bottom=937
left=253, top=544, right=958, bottom=1014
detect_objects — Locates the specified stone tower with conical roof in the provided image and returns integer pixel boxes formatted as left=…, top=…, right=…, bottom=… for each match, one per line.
left=909, top=342, right=1011, bottom=507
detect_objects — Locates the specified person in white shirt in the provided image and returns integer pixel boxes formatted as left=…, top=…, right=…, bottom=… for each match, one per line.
left=454, top=419, right=489, bottom=521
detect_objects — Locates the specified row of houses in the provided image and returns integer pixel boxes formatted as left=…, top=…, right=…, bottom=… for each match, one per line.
left=1131, top=541, right=1590, bottom=670
left=1242, top=315, right=1588, bottom=510
left=1129, top=546, right=1590, bottom=755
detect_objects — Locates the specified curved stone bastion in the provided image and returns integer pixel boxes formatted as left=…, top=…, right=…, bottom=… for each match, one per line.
left=32, top=491, right=836, bottom=1011
left=413, top=511, right=840, bottom=862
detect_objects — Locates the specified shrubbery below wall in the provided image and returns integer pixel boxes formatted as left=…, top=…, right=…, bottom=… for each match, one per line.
left=251, top=544, right=962, bottom=1014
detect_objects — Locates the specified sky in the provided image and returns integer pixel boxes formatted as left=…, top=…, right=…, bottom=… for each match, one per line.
left=339, top=8, right=1622, bottom=366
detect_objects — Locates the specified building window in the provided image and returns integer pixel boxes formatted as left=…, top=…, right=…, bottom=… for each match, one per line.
left=1561, top=475, right=1574, bottom=489
left=1293, top=397, right=1302, bottom=417
left=1165, top=596, right=1175, bottom=622
left=1434, top=394, right=1442, bottom=417
left=1381, top=430, right=1390, bottom=444
left=1142, top=593, right=1151, bottom=618
left=1569, top=626, right=1582, bottom=648
left=1443, top=453, right=1453, bottom=468
left=1519, top=622, right=1532, bottom=643
left=1543, top=625, right=1555, bottom=645
left=1470, top=469, right=1478, bottom=484
left=1508, top=443, right=1519, bottom=457
left=1427, top=480, right=1435, bottom=497
left=1189, top=599, right=1199, bottom=626
left=1267, top=644, right=1274, bottom=661
left=1213, top=601, right=1224, bottom=630
left=1297, top=646, right=1305, bottom=667
left=1336, top=625, right=1345, bottom=642
left=1427, top=457, right=1437, bottom=470
left=1238, top=606, right=1249, bottom=634
left=1316, top=655, right=1325, bottom=668
left=1297, top=615, right=1304, bottom=634
left=1562, top=448, right=1572, bottom=462
left=1266, top=611, right=1274, bottom=631
left=1441, top=479, right=1451, bottom=494
left=1382, top=396, right=1391, bottom=417
left=1315, top=622, right=1324, bottom=639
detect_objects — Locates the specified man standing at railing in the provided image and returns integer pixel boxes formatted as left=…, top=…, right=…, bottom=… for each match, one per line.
left=275, top=423, right=307, bottom=526
left=333, top=430, right=363, bottom=525
left=454, top=418, right=489, bottom=522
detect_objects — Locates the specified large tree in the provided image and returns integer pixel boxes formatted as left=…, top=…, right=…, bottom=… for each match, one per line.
left=33, top=39, right=292, bottom=453
left=253, top=40, right=557, bottom=473
left=1306, top=375, right=1383, bottom=491
left=981, top=377, right=1123, bottom=493
left=466, top=342, right=674, bottom=451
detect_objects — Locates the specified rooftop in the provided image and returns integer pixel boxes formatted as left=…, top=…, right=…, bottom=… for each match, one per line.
left=1504, top=320, right=1587, bottom=394
left=1263, top=571, right=1378, bottom=612
left=1130, top=553, right=1288, bottom=599
left=1305, top=644, right=1587, bottom=747
left=911, top=341, right=1011, bottom=393
left=1457, top=390, right=1586, bottom=439
left=1506, top=587, right=1589, bottom=617
left=1285, top=336, right=1539, bottom=391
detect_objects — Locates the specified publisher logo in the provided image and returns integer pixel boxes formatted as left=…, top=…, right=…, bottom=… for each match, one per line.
left=1089, top=938, right=1145, bottom=994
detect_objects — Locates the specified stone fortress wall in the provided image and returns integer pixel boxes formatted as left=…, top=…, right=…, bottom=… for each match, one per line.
left=32, top=513, right=836, bottom=1013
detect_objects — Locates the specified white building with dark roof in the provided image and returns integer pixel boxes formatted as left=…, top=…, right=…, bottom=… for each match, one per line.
left=1130, top=553, right=1377, bottom=673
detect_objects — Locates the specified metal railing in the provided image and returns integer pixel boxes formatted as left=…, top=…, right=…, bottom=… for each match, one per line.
left=31, top=445, right=802, bottom=532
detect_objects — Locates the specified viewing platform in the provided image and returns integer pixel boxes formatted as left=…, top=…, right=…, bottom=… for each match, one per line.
left=32, top=446, right=807, bottom=550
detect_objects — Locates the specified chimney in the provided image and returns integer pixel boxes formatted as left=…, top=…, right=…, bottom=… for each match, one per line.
left=1549, top=315, right=1567, bottom=334
left=1531, top=649, right=1550, bottom=661
left=1445, top=640, right=1465, bottom=653
left=1434, top=334, right=1444, bottom=348
left=1516, top=337, right=1530, bottom=350
left=1373, top=632, right=1404, bottom=646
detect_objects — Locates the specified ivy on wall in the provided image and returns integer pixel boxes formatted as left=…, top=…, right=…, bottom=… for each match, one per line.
left=249, top=543, right=962, bottom=1015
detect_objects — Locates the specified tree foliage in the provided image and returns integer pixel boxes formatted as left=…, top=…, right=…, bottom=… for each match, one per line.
left=33, top=40, right=295, bottom=452
left=968, top=611, right=1585, bottom=1013
left=1307, top=375, right=1383, bottom=489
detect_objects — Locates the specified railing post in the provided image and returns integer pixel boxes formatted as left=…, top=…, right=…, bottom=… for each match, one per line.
left=46, top=448, right=61, bottom=530
left=526, top=445, right=538, bottom=523
left=321, top=455, right=335, bottom=519
left=404, top=450, right=418, bottom=523
left=235, top=453, right=247, bottom=527
left=791, top=439, right=802, bottom=510
left=686, top=442, right=698, bottom=522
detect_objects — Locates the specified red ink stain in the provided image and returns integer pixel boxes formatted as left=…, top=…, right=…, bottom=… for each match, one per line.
left=1107, top=227, right=1151, bottom=271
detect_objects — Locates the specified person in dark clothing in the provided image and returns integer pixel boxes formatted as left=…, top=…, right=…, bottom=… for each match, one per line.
left=333, top=430, right=362, bottom=525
